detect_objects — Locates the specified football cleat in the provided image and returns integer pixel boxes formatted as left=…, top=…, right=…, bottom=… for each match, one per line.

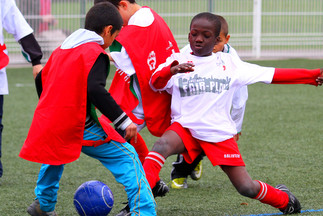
left=171, top=177, right=188, bottom=189
left=115, top=203, right=130, bottom=216
left=152, top=179, right=169, bottom=197
left=27, top=199, right=58, bottom=216
left=276, top=184, right=301, bottom=214
left=190, top=160, right=203, bottom=180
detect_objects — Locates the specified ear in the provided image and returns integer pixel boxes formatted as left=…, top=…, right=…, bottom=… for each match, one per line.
left=119, top=0, right=128, bottom=9
left=225, top=34, right=231, bottom=43
left=103, top=25, right=113, bottom=36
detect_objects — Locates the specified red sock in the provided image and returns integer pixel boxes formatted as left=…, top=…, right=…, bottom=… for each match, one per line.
left=130, top=133, right=149, bottom=164
left=254, top=180, right=289, bottom=210
left=143, top=151, right=165, bottom=189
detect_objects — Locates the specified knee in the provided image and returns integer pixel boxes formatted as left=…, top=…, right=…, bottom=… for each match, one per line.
left=235, top=182, right=259, bottom=198
left=151, top=137, right=170, bottom=157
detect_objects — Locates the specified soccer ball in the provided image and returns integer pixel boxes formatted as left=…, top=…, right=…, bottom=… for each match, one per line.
left=74, top=180, right=114, bottom=216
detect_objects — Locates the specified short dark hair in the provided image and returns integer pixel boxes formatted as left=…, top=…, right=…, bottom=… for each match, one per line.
left=94, top=0, right=136, bottom=8
left=190, top=12, right=221, bottom=38
left=85, top=2, right=123, bottom=35
left=216, top=15, right=229, bottom=36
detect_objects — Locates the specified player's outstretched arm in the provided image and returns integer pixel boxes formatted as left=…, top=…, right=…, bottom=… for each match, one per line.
left=272, top=68, right=322, bottom=86
left=316, top=68, right=323, bottom=86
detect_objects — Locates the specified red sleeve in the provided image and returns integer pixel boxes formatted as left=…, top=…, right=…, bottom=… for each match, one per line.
left=151, top=60, right=179, bottom=89
left=272, top=68, right=320, bottom=86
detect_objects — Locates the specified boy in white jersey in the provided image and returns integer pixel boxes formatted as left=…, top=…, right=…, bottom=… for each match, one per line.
left=171, top=15, right=248, bottom=189
left=143, top=12, right=323, bottom=214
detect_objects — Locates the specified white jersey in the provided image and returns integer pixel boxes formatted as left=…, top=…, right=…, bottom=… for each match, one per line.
left=180, top=44, right=248, bottom=133
left=0, top=0, right=33, bottom=94
left=151, top=52, right=274, bottom=142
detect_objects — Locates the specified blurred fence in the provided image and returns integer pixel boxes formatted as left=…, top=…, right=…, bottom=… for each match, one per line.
left=4, top=0, right=323, bottom=66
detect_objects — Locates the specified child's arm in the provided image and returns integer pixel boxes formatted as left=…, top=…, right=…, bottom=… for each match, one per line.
left=35, top=70, right=43, bottom=98
left=19, top=33, right=43, bottom=78
left=272, top=68, right=323, bottom=86
left=171, top=62, right=195, bottom=74
left=151, top=60, right=194, bottom=89
left=106, top=52, right=114, bottom=62
left=88, top=53, right=136, bottom=140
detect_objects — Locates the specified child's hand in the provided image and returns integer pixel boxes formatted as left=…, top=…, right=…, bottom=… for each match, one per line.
left=32, top=64, right=43, bottom=79
left=233, top=132, right=241, bottom=141
left=316, top=68, right=323, bottom=86
left=124, top=123, right=137, bottom=142
left=107, top=53, right=114, bottom=62
left=171, top=63, right=194, bottom=75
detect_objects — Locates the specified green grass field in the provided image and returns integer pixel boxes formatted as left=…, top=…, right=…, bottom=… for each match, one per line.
left=0, top=59, right=322, bottom=215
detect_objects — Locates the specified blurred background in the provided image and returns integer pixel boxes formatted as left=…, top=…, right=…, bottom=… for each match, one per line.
left=5, top=0, right=323, bottom=65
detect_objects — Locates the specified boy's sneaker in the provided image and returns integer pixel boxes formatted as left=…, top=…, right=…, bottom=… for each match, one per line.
left=190, top=160, right=203, bottom=180
left=276, top=184, right=301, bottom=214
left=27, top=199, right=58, bottom=216
left=152, top=179, right=169, bottom=197
left=171, top=177, right=188, bottom=189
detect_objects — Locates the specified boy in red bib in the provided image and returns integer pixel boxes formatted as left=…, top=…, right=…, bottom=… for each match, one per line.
left=95, top=0, right=178, bottom=199
left=20, top=3, right=156, bottom=216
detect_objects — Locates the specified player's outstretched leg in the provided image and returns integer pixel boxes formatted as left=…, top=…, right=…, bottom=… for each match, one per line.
left=115, top=203, right=130, bottom=216
left=222, top=165, right=301, bottom=215
left=143, top=151, right=168, bottom=195
left=253, top=181, right=301, bottom=214
left=275, top=184, right=301, bottom=214
left=144, top=129, right=186, bottom=193
left=152, top=179, right=169, bottom=197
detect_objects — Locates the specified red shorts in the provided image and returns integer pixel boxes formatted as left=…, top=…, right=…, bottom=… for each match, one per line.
left=166, top=122, right=245, bottom=167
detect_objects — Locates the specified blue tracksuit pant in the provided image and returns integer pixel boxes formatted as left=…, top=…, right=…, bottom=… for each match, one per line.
left=34, top=124, right=156, bottom=215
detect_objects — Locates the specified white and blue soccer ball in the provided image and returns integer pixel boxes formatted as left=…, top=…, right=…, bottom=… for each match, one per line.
left=74, top=180, right=114, bottom=216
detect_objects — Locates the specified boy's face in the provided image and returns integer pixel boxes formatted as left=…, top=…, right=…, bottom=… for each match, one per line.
left=188, top=18, right=219, bottom=57
left=101, top=26, right=120, bottom=49
left=117, top=1, right=131, bottom=26
left=213, top=31, right=230, bottom=53
left=108, top=30, right=120, bottom=47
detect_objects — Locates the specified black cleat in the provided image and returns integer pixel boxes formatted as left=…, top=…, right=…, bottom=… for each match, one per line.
left=152, top=179, right=169, bottom=197
left=276, top=184, right=301, bottom=214
left=115, top=203, right=130, bottom=216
